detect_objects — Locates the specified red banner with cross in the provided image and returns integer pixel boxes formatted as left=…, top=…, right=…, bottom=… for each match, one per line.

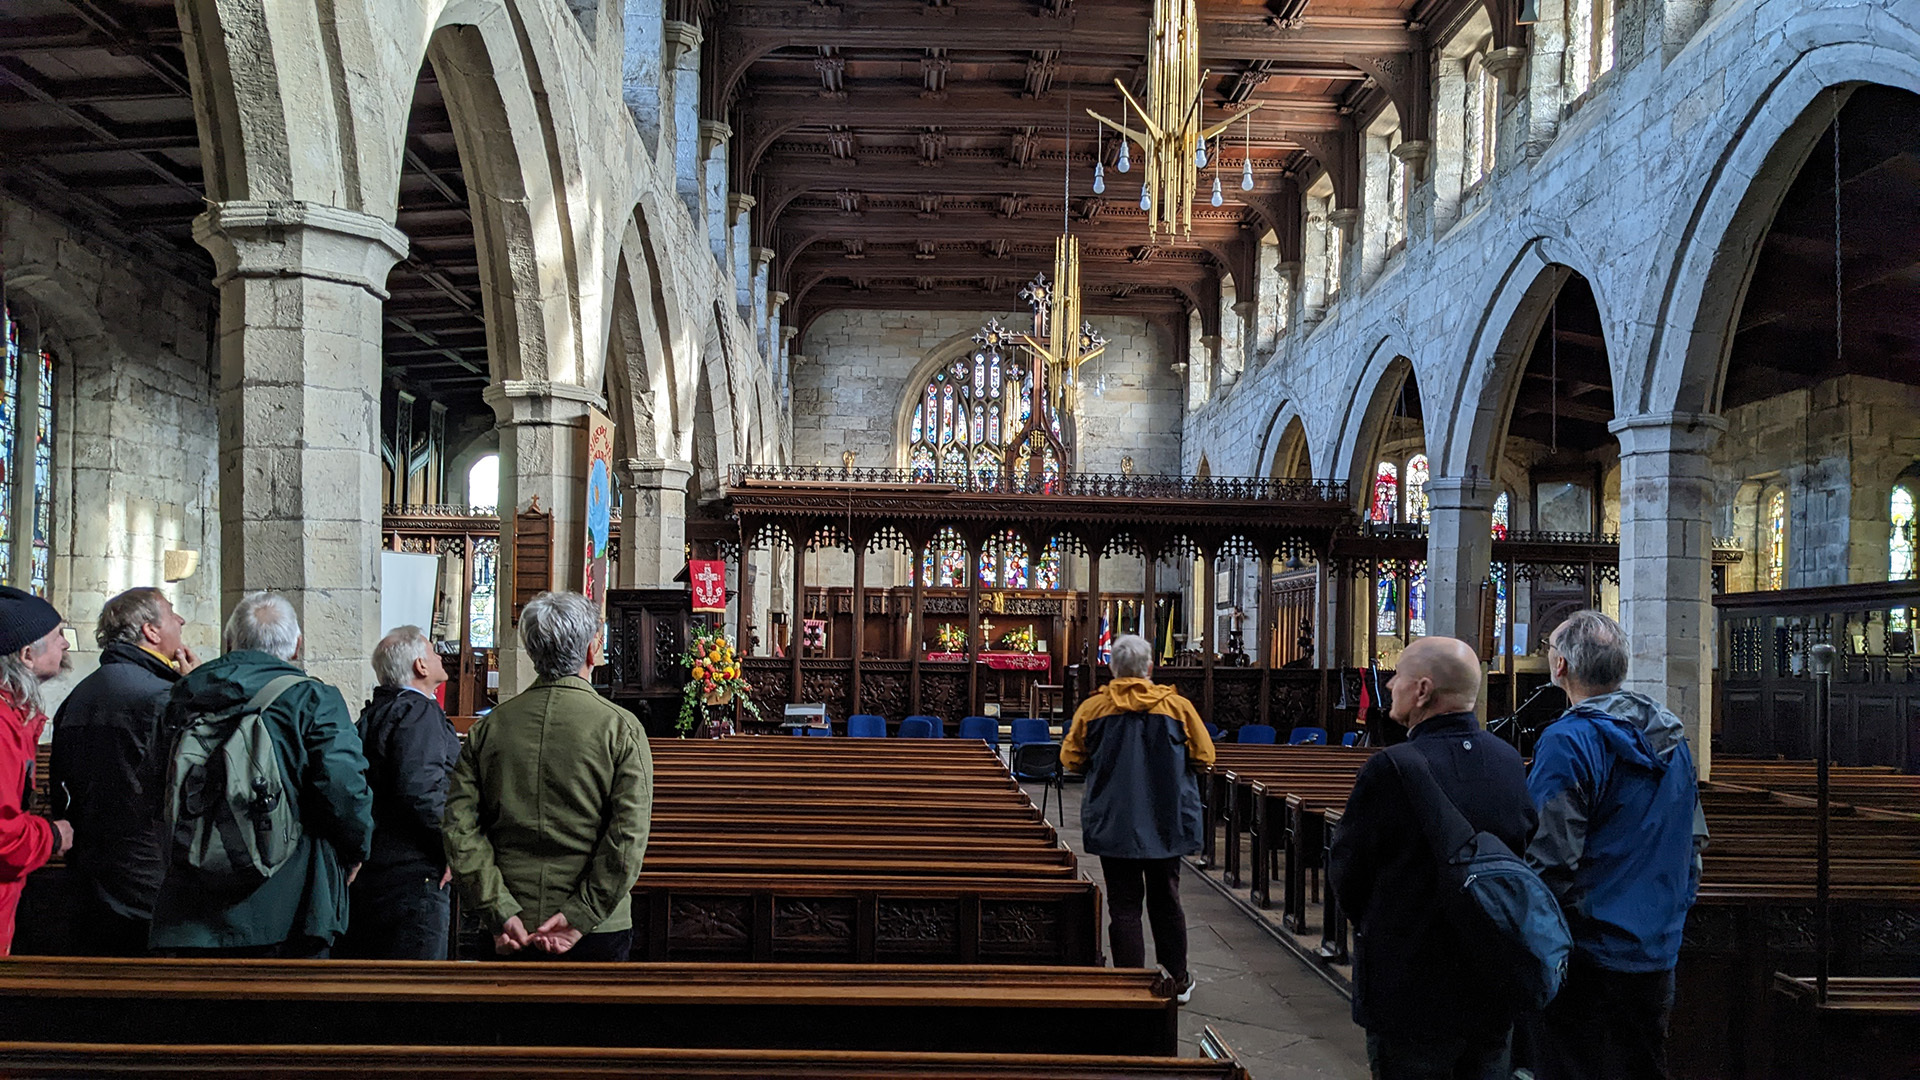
left=689, top=559, right=727, bottom=613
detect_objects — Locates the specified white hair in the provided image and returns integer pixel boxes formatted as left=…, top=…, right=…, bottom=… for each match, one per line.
left=1108, top=634, right=1153, bottom=680
left=223, top=591, right=301, bottom=660
left=519, top=591, right=600, bottom=680
left=372, top=625, right=430, bottom=689
left=1553, top=609, right=1629, bottom=692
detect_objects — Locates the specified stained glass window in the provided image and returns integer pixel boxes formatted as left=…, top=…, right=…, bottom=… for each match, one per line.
left=1892, top=485, right=1915, bottom=582
left=470, top=537, right=499, bottom=649
left=31, top=344, right=51, bottom=596
left=1409, top=566, right=1428, bottom=637
left=1765, top=489, right=1787, bottom=591
left=1370, top=462, right=1398, bottom=524
left=906, top=325, right=1018, bottom=486
left=1376, top=575, right=1398, bottom=635
left=0, top=304, right=51, bottom=594
left=1405, top=454, right=1430, bottom=524
left=924, top=527, right=970, bottom=588
left=0, top=309, right=16, bottom=581
left=1492, top=491, right=1510, bottom=540
left=1492, top=492, right=1511, bottom=647
left=1037, top=538, right=1062, bottom=590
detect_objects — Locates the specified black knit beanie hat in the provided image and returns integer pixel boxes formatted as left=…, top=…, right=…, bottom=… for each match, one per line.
left=0, top=586, right=62, bottom=656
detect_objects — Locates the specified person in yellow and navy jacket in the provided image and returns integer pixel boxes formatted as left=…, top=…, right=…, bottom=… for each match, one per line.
left=1060, top=633, right=1214, bottom=1003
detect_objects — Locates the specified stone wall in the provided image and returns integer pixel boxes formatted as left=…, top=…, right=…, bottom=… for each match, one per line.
left=1, top=197, right=221, bottom=706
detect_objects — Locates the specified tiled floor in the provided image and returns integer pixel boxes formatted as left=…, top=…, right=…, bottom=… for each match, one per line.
left=1023, top=778, right=1371, bottom=1080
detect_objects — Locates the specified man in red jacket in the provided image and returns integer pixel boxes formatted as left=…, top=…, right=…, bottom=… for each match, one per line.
left=0, top=585, right=74, bottom=954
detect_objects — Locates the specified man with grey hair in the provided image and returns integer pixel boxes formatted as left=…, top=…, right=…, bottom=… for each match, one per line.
left=338, top=626, right=459, bottom=959
left=1060, top=633, right=1214, bottom=1003
left=445, top=591, right=653, bottom=961
left=1527, top=610, right=1708, bottom=1080
left=149, top=591, right=373, bottom=958
left=49, top=587, right=198, bottom=954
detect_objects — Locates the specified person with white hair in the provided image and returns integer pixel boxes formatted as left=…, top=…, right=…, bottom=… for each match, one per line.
left=444, top=591, right=653, bottom=961
left=148, top=591, right=373, bottom=958
left=337, top=625, right=459, bottom=960
left=1059, top=633, right=1214, bottom=1003
left=0, top=585, right=73, bottom=955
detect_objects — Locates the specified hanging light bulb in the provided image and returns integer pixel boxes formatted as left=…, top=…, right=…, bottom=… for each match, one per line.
left=1116, top=140, right=1131, bottom=173
left=1194, top=138, right=1208, bottom=169
left=1241, top=109, right=1256, bottom=191
left=1139, top=183, right=1152, bottom=212
left=1210, top=173, right=1223, bottom=207
left=1093, top=161, right=1106, bottom=194
left=1241, top=157, right=1254, bottom=191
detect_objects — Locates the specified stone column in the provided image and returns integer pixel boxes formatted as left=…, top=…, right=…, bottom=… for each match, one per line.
left=1424, top=475, right=1497, bottom=642
left=621, top=457, right=694, bottom=588
left=485, top=381, right=598, bottom=695
left=1231, top=299, right=1257, bottom=375
left=764, top=290, right=789, bottom=368
left=1611, top=412, right=1728, bottom=775
left=700, top=121, right=732, bottom=266
left=195, top=200, right=408, bottom=702
left=665, top=20, right=703, bottom=218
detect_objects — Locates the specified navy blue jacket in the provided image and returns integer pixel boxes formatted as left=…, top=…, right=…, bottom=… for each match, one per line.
left=1526, top=690, right=1707, bottom=972
left=1329, top=712, right=1537, bottom=1039
left=356, top=686, right=460, bottom=875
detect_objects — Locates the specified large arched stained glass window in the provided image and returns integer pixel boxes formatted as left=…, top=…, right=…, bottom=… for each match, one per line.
left=1491, top=491, right=1511, bottom=647
left=1893, top=485, right=1915, bottom=582
left=1765, top=489, right=1788, bottom=591
left=0, top=304, right=54, bottom=596
left=1370, top=462, right=1398, bottom=524
left=1405, top=453, right=1430, bottom=524
left=908, top=326, right=1022, bottom=486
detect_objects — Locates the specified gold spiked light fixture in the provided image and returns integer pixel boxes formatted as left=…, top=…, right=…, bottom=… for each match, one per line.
left=1086, top=0, right=1262, bottom=241
left=1019, top=235, right=1109, bottom=422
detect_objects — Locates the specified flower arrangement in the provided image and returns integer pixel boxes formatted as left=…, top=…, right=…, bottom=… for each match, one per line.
left=999, top=625, right=1038, bottom=654
left=935, top=622, right=968, bottom=652
left=677, top=624, right=761, bottom=735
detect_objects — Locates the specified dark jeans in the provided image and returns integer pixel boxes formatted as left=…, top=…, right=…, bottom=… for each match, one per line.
left=494, top=927, right=633, bottom=962
left=74, top=906, right=150, bottom=957
left=160, top=936, right=331, bottom=959
left=1536, top=957, right=1675, bottom=1080
left=339, top=867, right=452, bottom=960
left=1100, top=855, right=1188, bottom=982
left=1366, top=1027, right=1511, bottom=1080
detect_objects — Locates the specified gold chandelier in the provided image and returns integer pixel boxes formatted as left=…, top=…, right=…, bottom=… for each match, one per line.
left=1086, top=0, right=1261, bottom=241
left=1018, top=235, right=1108, bottom=421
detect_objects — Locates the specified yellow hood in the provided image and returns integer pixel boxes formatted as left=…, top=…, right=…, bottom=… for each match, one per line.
left=1100, top=677, right=1183, bottom=713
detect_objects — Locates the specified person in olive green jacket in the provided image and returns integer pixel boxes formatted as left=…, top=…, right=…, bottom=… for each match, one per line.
left=444, top=590, right=653, bottom=961
left=148, top=592, right=374, bottom=957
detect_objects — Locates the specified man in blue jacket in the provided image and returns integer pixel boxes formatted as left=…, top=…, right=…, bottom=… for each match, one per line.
left=1528, top=610, right=1708, bottom=1080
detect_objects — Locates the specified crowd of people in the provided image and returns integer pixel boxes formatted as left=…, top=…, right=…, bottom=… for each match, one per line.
left=0, top=586, right=653, bottom=962
left=0, top=584, right=1701, bottom=1079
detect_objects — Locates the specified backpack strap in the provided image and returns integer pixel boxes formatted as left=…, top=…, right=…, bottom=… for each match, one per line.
left=245, top=674, right=311, bottom=717
left=1384, top=744, right=1479, bottom=868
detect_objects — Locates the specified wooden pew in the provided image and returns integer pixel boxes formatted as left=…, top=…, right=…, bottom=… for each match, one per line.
left=0, top=1043, right=1256, bottom=1080
left=0, top=958, right=1178, bottom=1056
left=1765, top=975, right=1920, bottom=1080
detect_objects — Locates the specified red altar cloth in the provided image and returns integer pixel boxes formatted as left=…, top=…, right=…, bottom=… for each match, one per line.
left=924, top=651, right=1052, bottom=671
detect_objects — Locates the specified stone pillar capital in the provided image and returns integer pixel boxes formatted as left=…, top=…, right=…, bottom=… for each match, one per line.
left=1608, top=411, right=1728, bottom=457
left=663, top=19, right=703, bottom=69
left=1483, top=46, right=1528, bottom=94
left=700, top=119, right=733, bottom=154
left=1424, top=474, right=1500, bottom=511
left=194, top=201, right=409, bottom=299
left=1327, top=207, right=1361, bottom=232
left=1231, top=300, right=1257, bottom=318
left=623, top=457, right=695, bottom=489
left=483, top=380, right=606, bottom=426
left=781, top=327, right=800, bottom=343
left=768, top=290, right=791, bottom=307
left=1392, top=138, right=1433, bottom=180
left=730, top=196, right=759, bottom=226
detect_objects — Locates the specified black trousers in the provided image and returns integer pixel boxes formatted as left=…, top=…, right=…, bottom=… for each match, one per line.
left=339, top=866, right=452, bottom=961
left=1100, top=855, right=1188, bottom=982
left=1366, top=1027, right=1510, bottom=1080
left=1535, top=957, right=1675, bottom=1080
left=494, top=927, right=633, bottom=962
left=160, top=936, right=331, bottom=959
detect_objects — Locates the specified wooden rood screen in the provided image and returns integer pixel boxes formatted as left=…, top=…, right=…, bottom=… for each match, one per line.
left=453, top=738, right=1102, bottom=965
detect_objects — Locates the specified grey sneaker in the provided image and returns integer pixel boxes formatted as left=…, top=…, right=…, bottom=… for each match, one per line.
left=1174, top=975, right=1196, bottom=1004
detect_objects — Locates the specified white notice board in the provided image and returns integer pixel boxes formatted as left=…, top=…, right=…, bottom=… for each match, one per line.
left=381, top=551, right=441, bottom=638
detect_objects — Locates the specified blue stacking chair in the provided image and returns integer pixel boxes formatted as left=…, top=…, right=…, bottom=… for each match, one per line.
left=899, top=716, right=939, bottom=739
left=1204, top=722, right=1226, bottom=741
left=1009, top=717, right=1052, bottom=753
left=1342, top=731, right=1364, bottom=747
left=958, top=716, right=999, bottom=748
left=906, top=711, right=952, bottom=734
left=800, top=724, right=832, bottom=737
left=847, top=714, right=888, bottom=738
left=1288, top=726, right=1328, bottom=746
left=1236, top=723, right=1278, bottom=744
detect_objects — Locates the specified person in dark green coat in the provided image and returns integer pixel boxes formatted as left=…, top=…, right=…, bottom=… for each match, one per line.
left=148, top=592, right=374, bottom=957
left=444, top=590, right=652, bottom=961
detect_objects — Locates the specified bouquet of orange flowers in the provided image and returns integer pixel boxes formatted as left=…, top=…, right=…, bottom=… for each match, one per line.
left=678, top=624, right=761, bottom=734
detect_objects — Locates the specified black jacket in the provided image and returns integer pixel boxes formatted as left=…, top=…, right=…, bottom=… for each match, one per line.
left=1328, top=712, right=1537, bottom=1039
left=357, top=687, right=461, bottom=874
left=49, top=642, right=182, bottom=920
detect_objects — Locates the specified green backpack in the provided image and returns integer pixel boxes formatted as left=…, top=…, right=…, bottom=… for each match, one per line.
left=163, top=674, right=311, bottom=891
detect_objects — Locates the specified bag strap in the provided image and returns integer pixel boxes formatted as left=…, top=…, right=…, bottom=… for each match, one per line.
left=244, top=674, right=310, bottom=718
left=1384, top=744, right=1479, bottom=867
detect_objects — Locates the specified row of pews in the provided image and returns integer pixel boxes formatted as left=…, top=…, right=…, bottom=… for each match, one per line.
left=5, top=737, right=1251, bottom=1079
left=1193, top=745, right=1920, bottom=1079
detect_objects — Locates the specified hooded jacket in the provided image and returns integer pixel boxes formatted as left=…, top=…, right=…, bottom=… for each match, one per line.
left=1060, top=678, right=1215, bottom=860
left=0, top=690, right=52, bottom=955
left=1525, top=689, right=1709, bottom=972
left=148, top=651, right=375, bottom=950
left=356, top=686, right=460, bottom=875
left=50, top=641, right=181, bottom=920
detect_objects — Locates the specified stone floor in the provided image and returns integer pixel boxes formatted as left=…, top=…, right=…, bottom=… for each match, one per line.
left=1021, top=778, right=1370, bottom=1080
